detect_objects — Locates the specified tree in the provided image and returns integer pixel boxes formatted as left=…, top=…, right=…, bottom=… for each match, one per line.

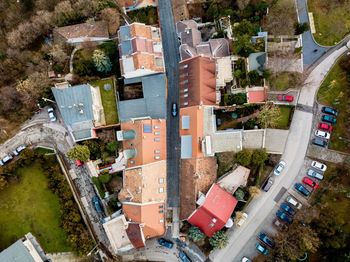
left=235, top=149, right=252, bottom=166
left=209, top=231, right=228, bottom=249
left=234, top=211, right=245, bottom=225
left=0, top=175, right=8, bottom=191
left=234, top=188, right=246, bottom=201
left=50, top=44, right=68, bottom=65
left=295, top=22, right=309, bottom=35
left=93, top=49, right=112, bottom=73
left=67, top=145, right=90, bottom=162
left=188, top=226, right=205, bottom=242
left=106, top=141, right=118, bottom=155
left=234, top=34, right=256, bottom=57
left=248, top=186, right=261, bottom=198
left=236, top=0, right=250, bottom=11
left=53, top=1, right=75, bottom=26
left=257, top=103, right=281, bottom=128
left=248, top=70, right=260, bottom=85
left=233, top=19, right=258, bottom=37
left=101, top=8, right=121, bottom=35
left=98, top=173, right=111, bottom=184
left=251, top=148, right=268, bottom=167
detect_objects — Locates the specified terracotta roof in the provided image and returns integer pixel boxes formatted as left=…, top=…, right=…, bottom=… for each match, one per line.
left=187, top=184, right=238, bottom=237
left=126, top=223, right=146, bottom=248
left=179, top=56, right=217, bottom=108
left=247, top=88, right=267, bottom=103
left=54, top=21, right=109, bottom=41
left=180, top=157, right=217, bottom=220
left=119, top=160, right=167, bottom=203
left=120, top=119, right=166, bottom=167
left=123, top=202, right=166, bottom=238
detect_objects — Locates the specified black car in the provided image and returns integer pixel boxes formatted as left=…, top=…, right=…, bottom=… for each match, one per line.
left=172, top=103, right=178, bottom=117
left=276, top=210, right=293, bottom=224
left=158, top=238, right=174, bottom=249
left=294, top=183, right=311, bottom=197
left=262, top=176, right=274, bottom=192
left=280, top=203, right=296, bottom=216
left=179, top=250, right=192, bottom=262
left=312, top=138, right=327, bottom=148
left=257, top=232, right=275, bottom=248
left=322, top=106, right=338, bottom=116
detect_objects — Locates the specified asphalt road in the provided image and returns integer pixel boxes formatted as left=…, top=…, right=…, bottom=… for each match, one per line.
left=210, top=42, right=349, bottom=262
left=158, top=0, right=181, bottom=208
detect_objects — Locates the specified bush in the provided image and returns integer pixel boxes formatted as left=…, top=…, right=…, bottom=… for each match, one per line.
left=224, top=93, right=247, bottom=105
left=209, top=231, right=228, bottom=249
left=294, top=22, right=309, bottom=35
left=251, top=148, right=268, bottom=167
left=106, top=141, right=118, bottom=155
left=188, top=226, right=205, bottom=242
left=235, top=149, right=252, bottom=166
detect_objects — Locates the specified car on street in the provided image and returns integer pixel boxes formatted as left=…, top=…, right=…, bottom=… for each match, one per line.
left=179, top=250, right=191, bottom=262
left=277, top=95, right=294, bottom=102
left=312, top=138, right=327, bottom=148
left=302, top=177, right=319, bottom=189
left=315, top=130, right=330, bottom=139
left=236, top=212, right=248, bottom=227
left=1, top=154, right=13, bottom=164
left=92, top=196, right=103, bottom=213
left=158, top=238, right=174, bottom=249
left=262, top=176, right=274, bottom=192
left=280, top=202, right=296, bottom=216
left=307, top=169, right=324, bottom=180
left=286, top=196, right=302, bottom=209
left=241, top=257, right=252, bottom=262
left=276, top=210, right=293, bottom=224
left=75, top=160, right=84, bottom=167
left=318, top=123, right=333, bottom=132
left=322, top=106, right=338, bottom=116
left=321, top=115, right=336, bottom=124
left=273, top=218, right=288, bottom=232
left=294, top=183, right=311, bottom=197
left=47, top=107, right=57, bottom=122
left=172, top=103, right=178, bottom=117
left=255, top=243, right=269, bottom=255
left=15, top=145, right=27, bottom=155
left=273, top=160, right=286, bottom=176
left=0, top=159, right=3, bottom=166
left=311, top=160, right=327, bottom=172
left=257, top=232, right=275, bottom=248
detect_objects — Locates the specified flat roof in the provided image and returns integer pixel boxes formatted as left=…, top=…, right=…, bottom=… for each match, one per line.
left=181, top=135, right=193, bottom=159
left=0, top=240, right=35, bottom=262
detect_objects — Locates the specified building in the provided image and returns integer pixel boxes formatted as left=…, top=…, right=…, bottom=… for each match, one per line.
left=0, top=233, right=49, bottom=262
left=217, top=165, right=250, bottom=194
left=53, top=21, right=109, bottom=45
left=247, top=87, right=268, bottom=103
left=117, top=118, right=166, bottom=168
left=187, top=183, right=238, bottom=237
left=121, top=0, right=158, bottom=12
left=118, top=23, right=164, bottom=79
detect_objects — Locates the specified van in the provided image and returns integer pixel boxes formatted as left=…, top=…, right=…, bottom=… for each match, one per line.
left=286, top=196, right=302, bottom=209
left=262, top=177, right=274, bottom=192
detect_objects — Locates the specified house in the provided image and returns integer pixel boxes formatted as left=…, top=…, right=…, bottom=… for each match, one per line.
left=53, top=21, right=109, bottom=45
left=179, top=56, right=218, bottom=108
left=117, top=118, right=166, bottom=168
left=117, top=73, right=167, bottom=121
left=187, top=183, right=238, bottom=237
left=0, top=233, right=49, bottom=262
left=118, top=22, right=164, bottom=79
left=217, top=165, right=250, bottom=194
left=122, top=0, right=158, bottom=12
left=176, top=20, right=230, bottom=61
left=180, top=157, right=217, bottom=220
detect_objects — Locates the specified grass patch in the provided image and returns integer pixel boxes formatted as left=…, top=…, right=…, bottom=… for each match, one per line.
left=34, top=147, right=55, bottom=155
left=308, top=0, right=350, bottom=46
left=275, top=105, right=294, bottom=129
left=317, top=55, right=350, bottom=153
left=269, top=72, right=302, bottom=91
left=90, top=78, right=118, bottom=125
left=0, top=162, right=71, bottom=252
left=216, top=152, right=235, bottom=177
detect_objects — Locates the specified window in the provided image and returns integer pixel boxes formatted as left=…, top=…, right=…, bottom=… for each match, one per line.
left=154, top=137, right=160, bottom=142
left=154, top=131, right=160, bottom=135
left=143, top=124, right=152, bottom=133
left=159, top=178, right=164, bottom=184
left=154, top=155, right=160, bottom=160
left=159, top=219, right=164, bottom=223
left=154, top=150, right=160, bottom=154
left=159, top=187, right=164, bottom=193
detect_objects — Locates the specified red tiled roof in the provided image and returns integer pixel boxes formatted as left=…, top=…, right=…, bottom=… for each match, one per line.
left=247, top=89, right=267, bottom=103
left=187, top=184, right=238, bottom=237
left=126, top=223, right=145, bottom=248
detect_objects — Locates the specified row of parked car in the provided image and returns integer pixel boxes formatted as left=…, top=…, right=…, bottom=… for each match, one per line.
left=157, top=238, right=192, bottom=262
left=312, top=106, right=338, bottom=148
left=0, top=145, right=27, bottom=166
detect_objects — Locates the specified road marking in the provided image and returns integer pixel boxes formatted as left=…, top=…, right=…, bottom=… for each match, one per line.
left=296, top=104, right=313, bottom=113
left=274, top=187, right=287, bottom=203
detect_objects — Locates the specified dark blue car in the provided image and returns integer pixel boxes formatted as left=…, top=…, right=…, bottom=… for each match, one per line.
left=179, top=250, right=192, bottom=262
left=322, top=106, right=338, bottom=116
left=92, top=196, right=103, bottom=213
left=294, top=183, right=311, bottom=197
left=257, top=232, right=275, bottom=248
left=280, top=203, right=296, bottom=216
left=276, top=210, right=293, bottom=224
left=158, top=238, right=174, bottom=249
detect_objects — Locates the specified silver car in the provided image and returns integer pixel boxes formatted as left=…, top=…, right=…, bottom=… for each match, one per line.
left=48, top=107, right=57, bottom=122
left=307, top=169, right=324, bottom=180
left=274, top=160, right=286, bottom=176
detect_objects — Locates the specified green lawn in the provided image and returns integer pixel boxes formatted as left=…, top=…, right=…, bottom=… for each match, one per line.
left=269, top=72, right=302, bottom=91
left=0, top=162, right=71, bottom=252
left=317, top=56, right=350, bottom=153
left=309, top=0, right=350, bottom=46
left=276, top=106, right=294, bottom=129
left=91, top=78, right=119, bottom=125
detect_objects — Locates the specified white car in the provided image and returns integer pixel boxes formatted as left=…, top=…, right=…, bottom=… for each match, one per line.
left=47, top=107, right=57, bottom=122
left=315, top=130, right=330, bottom=139
left=273, top=160, right=286, bottom=176
left=286, top=196, right=302, bottom=209
left=311, top=160, right=327, bottom=172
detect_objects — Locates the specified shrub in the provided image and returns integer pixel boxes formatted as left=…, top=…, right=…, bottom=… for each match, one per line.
left=235, top=149, right=252, bottom=166
left=209, top=231, right=228, bottom=249
left=224, top=93, right=247, bottom=105
left=188, top=226, right=205, bottom=242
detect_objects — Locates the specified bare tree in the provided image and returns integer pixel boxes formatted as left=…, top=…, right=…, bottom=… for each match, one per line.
left=237, top=0, right=250, bottom=10
left=50, top=44, right=68, bottom=65
left=101, top=8, right=121, bottom=35
left=257, top=103, right=281, bottom=129
left=248, top=186, right=261, bottom=198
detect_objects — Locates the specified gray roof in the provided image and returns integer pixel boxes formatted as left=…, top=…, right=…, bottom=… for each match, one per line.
left=118, top=73, right=167, bottom=121
left=0, top=240, right=35, bottom=262
left=119, top=39, right=133, bottom=56
left=248, top=52, right=266, bottom=75
left=119, top=25, right=131, bottom=41
left=181, top=135, right=192, bottom=159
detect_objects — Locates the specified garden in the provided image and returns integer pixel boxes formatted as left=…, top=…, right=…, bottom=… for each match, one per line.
left=128, top=6, right=158, bottom=25
left=269, top=72, right=304, bottom=91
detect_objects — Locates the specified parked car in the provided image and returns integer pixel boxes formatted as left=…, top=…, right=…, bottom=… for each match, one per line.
left=179, top=251, right=191, bottom=262
left=286, top=196, right=302, bottom=209
left=321, top=115, right=336, bottom=125
left=172, top=103, right=178, bottom=117
left=2, top=154, right=13, bottom=164
left=14, top=145, right=27, bottom=156
left=315, top=130, right=331, bottom=139
left=75, top=159, right=84, bottom=167
left=277, top=95, right=294, bottom=102
left=280, top=202, right=296, bottom=216
left=322, top=106, right=338, bottom=116
left=12, top=149, right=19, bottom=156
left=294, top=183, right=311, bottom=197
left=311, top=160, right=327, bottom=172
left=241, top=257, right=252, bottom=262
left=262, top=176, right=274, bottom=192
left=0, top=159, right=3, bottom=166
left=273, top=218, right=288, bottom=232
left=48, top=107, right=57, bottom=122
left=158, top=238, right=174, bottom=249
left=236, top=212, right=248, bottom=227
left=273, top=160, right=286, bottom=176
left=302, top=177, right=319, bottom=189
left=307, top=169, right=324, bottom=180
left=276, top=210, right=293, bottom=224
left=257, top=232, right=275, bottom=248
left=318, top=122, right=333, bottom=132
left=92, top=196, right=103, bottom=213
left=312, top=138, right=328, bottom=148
left=255, top=243, right=269, bottom=255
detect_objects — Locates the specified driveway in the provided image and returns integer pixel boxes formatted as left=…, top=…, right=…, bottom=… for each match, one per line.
left=210, top=39, right=349, bottom=262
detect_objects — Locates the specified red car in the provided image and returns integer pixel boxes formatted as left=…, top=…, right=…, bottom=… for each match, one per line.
left=302, top=177, right=319, bottom=189
left=318, top=122, right=333, bottom=132
left=277, top=95, right=294, bottom=102
left=75, top=160, right=84, bottom=167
